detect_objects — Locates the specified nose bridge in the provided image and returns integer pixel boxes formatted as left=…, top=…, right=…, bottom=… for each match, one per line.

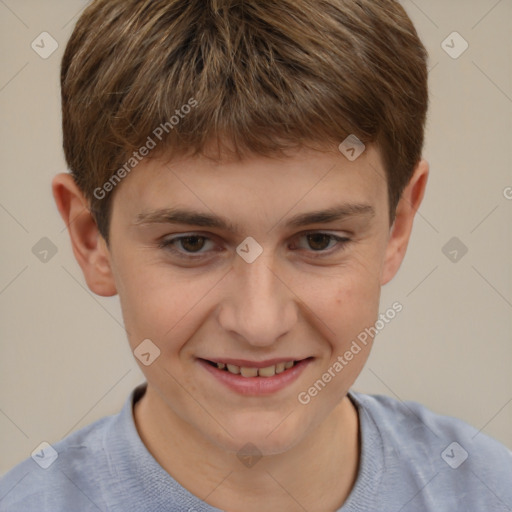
left=218, top=251, right=296, bottom=346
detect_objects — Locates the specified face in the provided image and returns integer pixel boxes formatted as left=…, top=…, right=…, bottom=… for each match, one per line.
left=106, top=144, right=393, bottom=455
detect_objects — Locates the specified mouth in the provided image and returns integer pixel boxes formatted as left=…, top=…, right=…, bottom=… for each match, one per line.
left=197, top=357, right=314, bottom=395
left=202, top=358, right=304, bottom=377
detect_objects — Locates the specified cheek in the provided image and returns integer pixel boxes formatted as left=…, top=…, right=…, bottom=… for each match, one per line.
left=308, top=256, right=382, bottom=326
left=304, top=257, right=382, bottom=366
left=114, top=256, right=218, bottom=352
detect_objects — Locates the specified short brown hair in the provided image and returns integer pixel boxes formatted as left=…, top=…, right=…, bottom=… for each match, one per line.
left=61, top=0, right=429, bottom=243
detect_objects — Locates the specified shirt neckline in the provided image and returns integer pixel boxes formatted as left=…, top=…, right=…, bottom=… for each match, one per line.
left=104, top=384, right=384, bottom=511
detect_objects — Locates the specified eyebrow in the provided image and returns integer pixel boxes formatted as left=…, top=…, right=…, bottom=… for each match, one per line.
left=134, top=203, right=375, bottom=234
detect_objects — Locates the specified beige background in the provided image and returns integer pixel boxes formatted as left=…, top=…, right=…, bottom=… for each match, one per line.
left=0, top=0, right=511, bottom=475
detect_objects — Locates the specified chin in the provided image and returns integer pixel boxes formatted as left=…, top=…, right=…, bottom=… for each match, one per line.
left=208, top=412, right=312, bottom=457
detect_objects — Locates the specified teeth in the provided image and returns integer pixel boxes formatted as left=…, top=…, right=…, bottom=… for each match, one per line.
left=258, top=365, right=276, bottom=377
left=240, top=367, right=259, bottom=377
left=275, top=362, right=286, bottom=374
left=217, top=361, right=296, bottom=377
left=226, top=364, right=240, bottom=374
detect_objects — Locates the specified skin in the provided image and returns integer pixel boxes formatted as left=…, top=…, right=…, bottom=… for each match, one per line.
left=52, top=142, right=428, bottom=511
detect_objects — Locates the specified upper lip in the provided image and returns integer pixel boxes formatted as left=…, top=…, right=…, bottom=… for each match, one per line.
left=200, top=357, right=311, bottom=368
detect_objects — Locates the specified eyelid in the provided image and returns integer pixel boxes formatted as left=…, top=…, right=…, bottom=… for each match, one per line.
left=300, top=229, right=351, bottom=238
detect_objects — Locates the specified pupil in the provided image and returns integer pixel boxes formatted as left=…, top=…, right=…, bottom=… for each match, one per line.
left=308, top=234, right=330, bottom=251
left=182, top=236, right=205, bottom=252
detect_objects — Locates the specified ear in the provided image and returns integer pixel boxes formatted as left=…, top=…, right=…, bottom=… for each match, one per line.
left=52, top=173, right=117, bottom=297
left=381, top=159, right=429, bottom=285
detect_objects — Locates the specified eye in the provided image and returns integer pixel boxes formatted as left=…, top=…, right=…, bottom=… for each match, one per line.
left=158, top=231, right=351, bottom=260
left=292, top=232, right=351, bottom=257
left=158, top=234, right=217, bottom=258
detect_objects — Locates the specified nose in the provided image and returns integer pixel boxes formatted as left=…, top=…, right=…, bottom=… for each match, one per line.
left=217, top=252, right=297, bottom=347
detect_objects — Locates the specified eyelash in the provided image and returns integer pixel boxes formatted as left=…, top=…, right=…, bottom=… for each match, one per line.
left=158, top=232, right=352, bottom=260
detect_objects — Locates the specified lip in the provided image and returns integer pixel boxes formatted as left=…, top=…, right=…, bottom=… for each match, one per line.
left=197, top=357, right=313, bottom=396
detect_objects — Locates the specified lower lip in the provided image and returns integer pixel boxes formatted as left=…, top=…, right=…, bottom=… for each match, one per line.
left=198, top=358, right=313, bottom=396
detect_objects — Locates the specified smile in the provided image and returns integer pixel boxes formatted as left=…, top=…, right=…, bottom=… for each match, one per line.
left=206, top=360, right=296, bottom=377
left=197, top=357, right=314, bottom=395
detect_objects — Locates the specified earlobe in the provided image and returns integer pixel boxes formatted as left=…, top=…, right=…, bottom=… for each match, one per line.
left=380, top=159, right=429, bottom=286
left=52, top=173, right=117, bottom=297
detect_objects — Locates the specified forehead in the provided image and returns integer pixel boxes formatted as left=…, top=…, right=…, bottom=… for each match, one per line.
left=112, top=143, right=388, bottom=224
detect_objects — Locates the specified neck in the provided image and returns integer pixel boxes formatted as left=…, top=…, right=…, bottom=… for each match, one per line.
left=134, top=385, right=360, bottom=512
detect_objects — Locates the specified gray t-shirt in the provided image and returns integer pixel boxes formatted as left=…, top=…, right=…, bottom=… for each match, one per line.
left=1, top=383, right=511, bottom=511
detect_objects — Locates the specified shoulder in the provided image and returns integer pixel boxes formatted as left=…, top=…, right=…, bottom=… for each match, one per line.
left=0, top=413, right=117, bottom=512
left=349, top=391, right=512, bottom=511
left=351, top=391, right=512, bottom=458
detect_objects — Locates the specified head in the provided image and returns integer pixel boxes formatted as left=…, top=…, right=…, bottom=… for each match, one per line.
left=54, top=0, right=429, bottom=455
